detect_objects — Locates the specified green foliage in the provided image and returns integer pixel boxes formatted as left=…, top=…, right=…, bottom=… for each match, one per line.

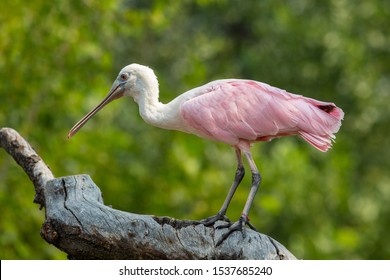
left=0, top=0, right=389, bottom=259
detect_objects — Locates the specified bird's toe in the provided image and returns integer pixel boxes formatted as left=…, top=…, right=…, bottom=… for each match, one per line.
left=215, top=218, right=246, bottom=246
left=215, top=215, right=257, bottom=246
left=200, top=212, right=231, bottom=227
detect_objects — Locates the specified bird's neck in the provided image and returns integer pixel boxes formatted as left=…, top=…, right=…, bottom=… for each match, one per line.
left=137, top=88, right=164, bottom=124
left=136, top=85, right=184, bottom=131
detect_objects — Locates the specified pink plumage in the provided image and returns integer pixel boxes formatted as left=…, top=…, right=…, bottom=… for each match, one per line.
left=68, top=64, right=344, bottom=246
left=181, top=79, right=344, bottom=152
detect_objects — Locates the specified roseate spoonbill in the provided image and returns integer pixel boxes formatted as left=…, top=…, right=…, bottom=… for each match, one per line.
left=68, top=64, right=344, bottom=246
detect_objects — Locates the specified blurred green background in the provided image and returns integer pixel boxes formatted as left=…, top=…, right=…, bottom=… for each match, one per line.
left=1, top=0, right=389, bottom=259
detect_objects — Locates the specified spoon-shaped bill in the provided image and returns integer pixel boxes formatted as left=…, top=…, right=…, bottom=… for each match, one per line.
left=67, top=84, right=124, bottom=139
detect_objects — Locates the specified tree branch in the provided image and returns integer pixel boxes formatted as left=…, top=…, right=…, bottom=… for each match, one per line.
left=0, top=127, right=296, bottom=260
left=0, top=127, right=54, bottom=207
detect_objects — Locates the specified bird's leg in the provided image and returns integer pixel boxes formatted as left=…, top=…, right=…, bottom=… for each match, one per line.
left=200, top=148, right=245, bottom=226
left=216, top=150, right=261, bottom=246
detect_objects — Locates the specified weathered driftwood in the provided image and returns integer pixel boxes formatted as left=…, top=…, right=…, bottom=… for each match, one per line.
left=0, top=127, right=296, bottom=260
left=0, top=128, right=53, bottom=207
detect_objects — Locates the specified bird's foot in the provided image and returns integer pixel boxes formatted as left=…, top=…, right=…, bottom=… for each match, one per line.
left=200, top=211, right=231, bottom=227
left=215, top=214, right=257, bottom=246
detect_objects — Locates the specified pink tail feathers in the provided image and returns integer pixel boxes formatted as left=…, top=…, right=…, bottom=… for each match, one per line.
left=296, top=100, right=344, bottom=152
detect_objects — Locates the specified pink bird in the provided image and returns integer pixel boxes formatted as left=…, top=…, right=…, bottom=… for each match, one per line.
left=68, top=64, right=344, bottom=245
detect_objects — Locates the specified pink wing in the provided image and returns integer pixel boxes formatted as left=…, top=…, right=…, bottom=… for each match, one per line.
left=180, top=80, right=344, bottom=152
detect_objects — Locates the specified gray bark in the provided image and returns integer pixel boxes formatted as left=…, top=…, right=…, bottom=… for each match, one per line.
left=0, top=127, right=297, bottom=260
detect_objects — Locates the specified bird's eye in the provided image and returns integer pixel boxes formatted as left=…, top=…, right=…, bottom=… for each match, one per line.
left=119, top=73, right=129, bottom=81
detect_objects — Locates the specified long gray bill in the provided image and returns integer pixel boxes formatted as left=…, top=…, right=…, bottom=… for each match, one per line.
left=67, top=83, right=123, bottom=139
